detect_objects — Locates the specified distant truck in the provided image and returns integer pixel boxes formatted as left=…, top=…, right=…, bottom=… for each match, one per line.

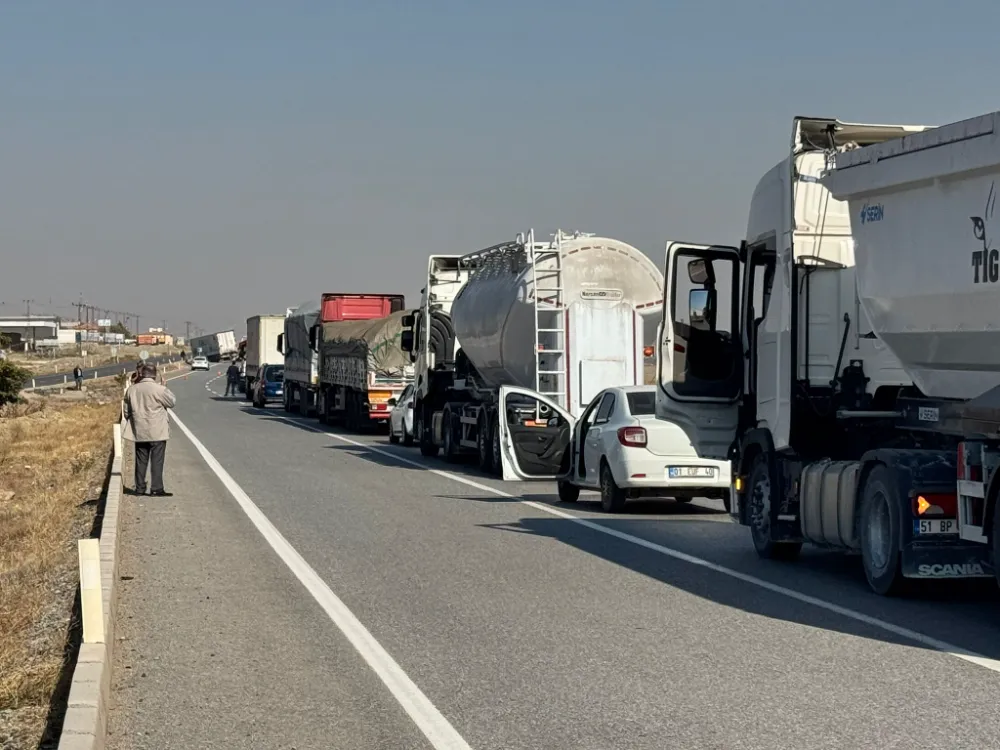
left=278, top=294, right=406, bottom=415
left=187, top=330, right=237, bottom=363
left=316, top=311, right=414, bottom=430
left=243, top=315, right=285, bottom=397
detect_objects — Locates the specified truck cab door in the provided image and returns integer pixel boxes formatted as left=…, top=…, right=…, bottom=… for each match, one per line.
left=497, top=386, right=576, bottom=481
left=657, top=241, right=743, bottom=460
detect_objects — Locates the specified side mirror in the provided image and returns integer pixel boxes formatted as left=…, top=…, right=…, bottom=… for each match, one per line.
left=401, top=313, right=415, bottom=328
left=276, top=333, right=284, bottom=354
left=308, top=325, right=319, bottom=352
left=387, top=397, right=398, bottom=407
left=401, top=330, right=414, bottom=353
left=689, top=289, right=715, bottom=330
left=688, top=258, right=710, bottom=285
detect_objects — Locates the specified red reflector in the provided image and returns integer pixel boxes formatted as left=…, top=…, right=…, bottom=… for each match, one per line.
left=674, top=343, right=686, bottom=353
left=617, top=426, right=647, bottom=447
left=631, top=473, right=647, bottom=478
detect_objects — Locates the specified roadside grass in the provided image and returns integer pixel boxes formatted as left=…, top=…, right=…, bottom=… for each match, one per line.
left=0, top=388, right=119, bottom=748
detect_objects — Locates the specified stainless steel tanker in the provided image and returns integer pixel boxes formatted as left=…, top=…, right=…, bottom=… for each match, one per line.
left=401, top=229, right=663, bottom=477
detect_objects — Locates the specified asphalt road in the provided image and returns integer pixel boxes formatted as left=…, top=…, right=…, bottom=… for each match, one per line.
left=27, top=354, right=174, bottom=387
left=107, top=370, right=1000, bottom=749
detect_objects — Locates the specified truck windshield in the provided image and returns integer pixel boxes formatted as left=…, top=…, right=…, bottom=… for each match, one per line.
left=626, top=391, right=655, bottom=415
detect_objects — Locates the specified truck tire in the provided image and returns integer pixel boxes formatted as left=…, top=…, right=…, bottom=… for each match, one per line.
left=558, top=480, right=580, bottom=503
left=283, top=386, right=293, bottom=413
left=476, top=410, right=492, bottom=473
left=747, top=453, right=802, bottom=561
left=317, top=391, right=328, bottom=425
left=859, top=464, right=906, bottom=596
left=417, top=408, right=439, bottom=458
left=442, top=407, right=459, bottom=463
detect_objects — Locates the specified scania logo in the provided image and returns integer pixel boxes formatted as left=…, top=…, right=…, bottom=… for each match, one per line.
left=917, top=563, right=986, bottom=577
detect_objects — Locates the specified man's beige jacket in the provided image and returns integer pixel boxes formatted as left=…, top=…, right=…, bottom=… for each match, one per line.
left=123, top=378, right=177, bottom=442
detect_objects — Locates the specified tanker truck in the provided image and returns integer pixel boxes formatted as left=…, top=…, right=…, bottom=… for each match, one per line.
left=316, top=310, right=414, bottom=430
left=658, top=114, right=997, bottom=596
left=401, top=230, right=665, bottom=479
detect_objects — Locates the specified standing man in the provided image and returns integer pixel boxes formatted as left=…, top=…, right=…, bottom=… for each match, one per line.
left=225, top=359, right=241, bottom=397
left=123, top=363, right=176, bottom=496
left=73, top=363, right=84, bottom=390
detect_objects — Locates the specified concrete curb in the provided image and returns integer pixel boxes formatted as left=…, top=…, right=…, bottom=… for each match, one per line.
left=56, top=424, right=124, bottom=750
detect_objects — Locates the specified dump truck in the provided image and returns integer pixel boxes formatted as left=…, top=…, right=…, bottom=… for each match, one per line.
left=401, top=230, right=664, bottom=478
left=243, top=315, right=285, bottom=397
left=316, top=311, right=413, bottom=430
left=278, top=293, right=406, bottom=415
left=657, top=114, right=1000, bottom=595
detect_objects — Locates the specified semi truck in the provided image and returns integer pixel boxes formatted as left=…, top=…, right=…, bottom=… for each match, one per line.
left=278, top=293, right=406, bottom=415
left=316, top=311, right=413, bottom=430
left=243, top=315, right=285, bottom=397
left=656, top=114, right=997, bottom=596
left=401, top=230, right=664, bottom=477
left=188, top=330, right=237, bottom=362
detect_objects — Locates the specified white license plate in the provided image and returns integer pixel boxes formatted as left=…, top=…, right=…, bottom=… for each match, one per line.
left=667, top=466, right=716, bottom=479
left=916, top=518, right=958, bottom=535
left=275, top=389, right=283, bottom=396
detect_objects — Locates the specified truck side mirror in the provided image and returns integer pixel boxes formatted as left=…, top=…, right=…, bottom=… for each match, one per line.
left=276, top=333, right=284, bottom=354
left=308, top=325, right=318, bottom=352
left=401, top=330, right=414, bottom=353
left=688, top=258, right=710, bottom=285
left=689, top=289, right=716, bottom=330
left=387, top=397, right=397, bottom=407
left=401, top=313, right=415, bottom=328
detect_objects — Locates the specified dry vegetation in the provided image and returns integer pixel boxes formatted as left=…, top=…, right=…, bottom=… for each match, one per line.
left=10, top=343, right=176, bottom=377
left=0, top=384, right=120, bottom=749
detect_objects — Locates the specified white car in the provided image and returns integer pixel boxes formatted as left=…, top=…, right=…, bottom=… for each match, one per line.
left=191, top=356, right=210, bottom=371
left=387, top=384, right=415, bottom=445
left=497, top=385, right=731, bottom=513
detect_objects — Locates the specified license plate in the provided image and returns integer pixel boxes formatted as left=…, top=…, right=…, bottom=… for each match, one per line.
left=275, top=389, right=283, bottom=396
left=915, top=518, right=958, bottom=535
left=667, top=466, right=716, bottom=479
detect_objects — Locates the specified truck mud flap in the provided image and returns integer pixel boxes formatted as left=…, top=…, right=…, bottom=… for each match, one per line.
left=901, top=541, right=992, bottom=579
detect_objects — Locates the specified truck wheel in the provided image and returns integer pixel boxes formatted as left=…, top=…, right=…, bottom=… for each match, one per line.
left=747, top=454, right=802, bottom=561
left=476, top=410, right=492, bottom=472
left=442, top=407, right=458, bottom=462
left=283, top=387, right=292, bottom=413
left=417, top=409, right=439, bottom=457
left=600, top=462, right=627, bottom=513
left=859, top=465, right=906, bottom=596
left=558, top=480, right=580, bottom=503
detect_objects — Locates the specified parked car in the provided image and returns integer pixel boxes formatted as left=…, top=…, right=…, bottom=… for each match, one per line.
left=191, top=356, right=210, bottom=372
left=251, top=364, right=284, bottom=408
left=387, top=384, right=415, bottom=445
left=551, top=385, right=731, bottom=512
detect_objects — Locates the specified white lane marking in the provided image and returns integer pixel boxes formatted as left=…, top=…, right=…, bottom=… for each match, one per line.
left=263, top=412, right=1000, bottom=676
left=168, top=410, right=473, bottom=750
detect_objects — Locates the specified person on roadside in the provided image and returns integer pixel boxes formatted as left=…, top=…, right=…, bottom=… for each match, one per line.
left=225, top=359, right=241, bottom=397
left=123, top=363, right=176, bottom=497
left=73, top=363, right=84, bottom=390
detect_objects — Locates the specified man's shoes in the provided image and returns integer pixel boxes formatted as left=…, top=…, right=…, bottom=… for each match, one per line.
left=124, top=488, right=145, bottom=496
left=150, top=490, right=174, bottom=497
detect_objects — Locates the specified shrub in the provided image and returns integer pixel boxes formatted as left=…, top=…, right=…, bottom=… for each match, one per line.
left=0, top=359, right=32, bottom=406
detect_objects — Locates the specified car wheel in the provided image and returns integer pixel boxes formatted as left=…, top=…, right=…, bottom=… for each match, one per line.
left=600, top=462, right=627, bottom=513
left=557, top=480, right=580, bottom=503
left=402, top=422, right=414, bottom=447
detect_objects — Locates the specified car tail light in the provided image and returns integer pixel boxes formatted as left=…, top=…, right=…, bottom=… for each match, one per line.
left=617, top=426, right=647, bottom=447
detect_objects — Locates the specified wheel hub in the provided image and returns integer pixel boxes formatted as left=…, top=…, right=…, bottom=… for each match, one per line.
left=750, top=473, right=771, bottom=535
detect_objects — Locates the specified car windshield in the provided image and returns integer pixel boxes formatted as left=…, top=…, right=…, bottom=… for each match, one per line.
left=626, top=391, right=656, bottom=415
left=264, top=367, right=284, bottom=382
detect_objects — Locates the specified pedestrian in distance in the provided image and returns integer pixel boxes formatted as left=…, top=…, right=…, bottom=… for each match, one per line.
left=123, top=363, right=176, bottom=497
left=73, top=363, right=84, bottom=390
left=225, top=360, right=241, bottom=397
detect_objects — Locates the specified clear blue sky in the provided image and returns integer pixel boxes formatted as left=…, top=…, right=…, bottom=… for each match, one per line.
left=0, top=0, right=994, bottom=334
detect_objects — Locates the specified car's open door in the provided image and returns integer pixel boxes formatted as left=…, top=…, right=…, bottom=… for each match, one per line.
left=497, top=385, right=576, bottom=481
left=657, top=241, right=743, bottom=461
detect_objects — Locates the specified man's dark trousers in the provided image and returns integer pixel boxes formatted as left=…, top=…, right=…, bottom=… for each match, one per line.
left=134, top=441, right=167, bottom=494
